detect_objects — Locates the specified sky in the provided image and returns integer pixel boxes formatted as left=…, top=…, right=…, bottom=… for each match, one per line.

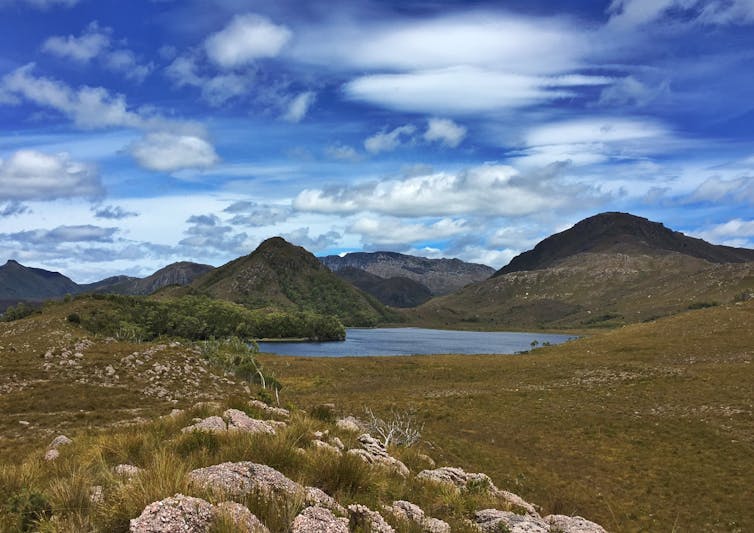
left=1, top=0, right=753, bottom=282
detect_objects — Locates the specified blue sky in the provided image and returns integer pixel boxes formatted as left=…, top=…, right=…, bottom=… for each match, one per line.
left=1, top=0, right=753, bottom=281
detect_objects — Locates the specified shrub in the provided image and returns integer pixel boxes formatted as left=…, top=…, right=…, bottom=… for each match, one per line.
left=5, top=490, right=52, bottom=531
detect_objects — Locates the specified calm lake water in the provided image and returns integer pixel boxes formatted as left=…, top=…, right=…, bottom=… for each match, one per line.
left=256, top=327, right=574, bottom=357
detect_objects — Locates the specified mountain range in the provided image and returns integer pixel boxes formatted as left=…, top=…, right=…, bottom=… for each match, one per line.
left=3, top=212, right=753, bottom=329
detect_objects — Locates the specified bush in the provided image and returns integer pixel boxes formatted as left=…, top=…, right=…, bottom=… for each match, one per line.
left=5, top=490, right=52, bottom=531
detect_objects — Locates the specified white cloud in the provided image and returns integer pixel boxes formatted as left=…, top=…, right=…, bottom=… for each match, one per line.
left=294, top=164, right=593, bottom=217
left=165, top=55, right=250, bottom=106
left=695, top=218, right=754, bottom=247
left=2, top=0, right=79, bottom=9
left=685, top=175, right=754, bottom=204
left=6, top=224, right=117, bottom=244
left=130, top=133, right=219, bottom=172
left=103, top=49, right=154, bottom=83
left=41, top=21, right=110, bottom=62
left=607, top=0, right=754, bottom=28
left=224, top=200, right=292, bottom=227
left=424, top=118, right=467, bottom=148
left=345, top=67, right=611, bottom=115
left=324, top=143, right=361, bottom=161
left=2, top=64, right=142, bottom=129
left=350, top=216, right=467, bottom=246
left=0, top=150, right=102, bottom=201
left=0, top=201, right=30, bottom=217
left=294, top=12, right=588, bottom=74
left=282, top=227, right=341, bottom=251
left=514, top=117, right=673, bottom=167
left=364, top=124, right=417, bottom=154
left=597, top=76, right=669, bottom=107
left=205, top=13, right=291, bottom=69
left=283, top=91, right=315, bottom=123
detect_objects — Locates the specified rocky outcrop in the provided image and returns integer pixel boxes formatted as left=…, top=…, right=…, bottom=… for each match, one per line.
left=129, top=494, right=216, bottom=533
left=114, top=464, right=142, bottom=479
left=347, top=433, right=410, bottom=477
left=188, top=462, right=303, bottom=499
left=291, top=506, right=349, bottom=533
left=417, top=466, right=538, bottom=516
left=544, top=514, right=608, bottom=533
left=248, top=399, right=290, bottom=418
left=335, top=416, right=362, bottom=433
left=181, top=409, right=284, bottom=435
left=215, top=501, right=269, bottom=532
left=388, top=500, right=451, bottom=533
left=348, top=504, right=395, bottom=533
left=474, top=509, right=550, bottom=533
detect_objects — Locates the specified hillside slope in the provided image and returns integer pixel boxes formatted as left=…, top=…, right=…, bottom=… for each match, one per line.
left=191, top=237, right=397, bottom=326
left=334, top=267, right=433, bottom=307
left=321, top=251, right=494, bottom=295
left=409, top=213, right=754, bottom=330
left=0, top=260, right=80, bottom=301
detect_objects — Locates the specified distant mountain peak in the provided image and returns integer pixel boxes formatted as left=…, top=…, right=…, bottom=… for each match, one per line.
left=495, top=211, right=754, bottom=276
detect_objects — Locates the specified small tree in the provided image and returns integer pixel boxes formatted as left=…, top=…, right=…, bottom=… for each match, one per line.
left=363, top=406, right=424, bottom=448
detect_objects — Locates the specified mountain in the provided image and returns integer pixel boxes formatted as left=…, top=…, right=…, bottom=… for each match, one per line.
left=0, top=260, right=80, bottom=301
left=0, top=260, right=213, bottom=311
left=496, top=212, right=754, bottom=276
left=81, top=261, right=214, bottom=295
left=334, top=267, right=433, bottom=308
left=320, top=251, right=494, bottom=295
left=408, top=212, right=754, bottom=330
left=190, top=237, right=398, bottom=326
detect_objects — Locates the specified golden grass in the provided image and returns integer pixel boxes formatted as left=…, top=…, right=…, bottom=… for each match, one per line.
left=260, top=301, right=754, bottom=532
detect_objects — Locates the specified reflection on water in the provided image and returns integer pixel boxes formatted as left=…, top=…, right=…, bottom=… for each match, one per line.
left=257, top=327, right=574, bottom=357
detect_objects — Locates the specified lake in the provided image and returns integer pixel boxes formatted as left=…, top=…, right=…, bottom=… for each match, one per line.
left=256, top=327, right=574, bottom=357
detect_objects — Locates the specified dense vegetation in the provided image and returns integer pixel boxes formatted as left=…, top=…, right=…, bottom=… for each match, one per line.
left=73, top=294, right=346, bottom=342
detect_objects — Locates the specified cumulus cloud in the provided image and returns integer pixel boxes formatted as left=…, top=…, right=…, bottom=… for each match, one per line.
left=282, top=227, right=341, bottom=251
left=364, top=124, right=416, bottom=154
left=224, top=200, right=292, bottom=227
left=130, top=132, right=219, bottom=172
left=6, top=224, right=117, bottom=245
left=345, top=67, right=611, bottom=115
left=424, top=118, right=467, bottom=148
left=324, top=143, right=361, bottom=161
left=42, top=21, right=110, bottom=62
left=41, top=22, right=153, bottom=82
left=165, top=55, right=250, bottom=106
left=283, top=91, right=315, bottom=123
left=0, top=150, right=103, bottom=201
left=179, top=213, right=249, bottom=253
left=205, top=13, right=291, bottom=69
left=695, top=218, right=754, bottom=247
left=294, top=164, right=593, bottom=217
left=350, top=216, right=467, bottom=246
left=92, top=204, right=138, bottom=220
left=0, top=201, right=30, bottom=217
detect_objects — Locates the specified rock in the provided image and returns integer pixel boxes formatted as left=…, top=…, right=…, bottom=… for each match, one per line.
left=129, top=494, right=215, bottom=533
left=44, top=448, right=60, bottom=461
left=312, top=439, right=342, bottom=454
left=224, top=409, right=277, bottom=434
left=348, top=504, right=395, bottom=533
left=49, top=435, right=73, bottom=449
left=305, top=486, right=347, bottom=516
left=474, top=509, right=549, bottom=533
left=335, top=416, right=362, bottom=432
left=18, top=420, right=29, bottom=426
left=188, top=462, right=304, bottom=499
left=215, top=501, right=269, bottom=532
left=544, top=514, right=608, bottom=533
left=389, top=500, right=450, bottom=533
left=168, top=408, right=184, bottom=418
left=417, top=453, right=436, bottom=468
left=417, top=467, right=538, bottom=516
left=114, top=464, right=142, bottom=479
left=291, top=506, right=349, bottom=533
left=181, top=416, right=227, bottom=434
left=248, top=399, right=290, bottom=418
left=330, top=436, right=345, bottom=450
left=347, top=434, right=409, bottom=477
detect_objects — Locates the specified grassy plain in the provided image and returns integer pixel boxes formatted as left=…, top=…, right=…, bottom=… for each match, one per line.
left=262, top=301, right=754, bottom=532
